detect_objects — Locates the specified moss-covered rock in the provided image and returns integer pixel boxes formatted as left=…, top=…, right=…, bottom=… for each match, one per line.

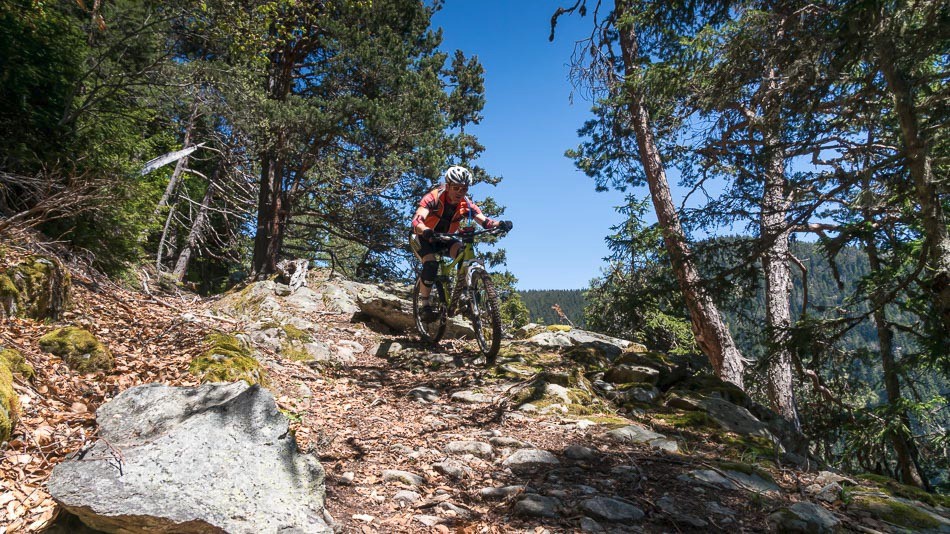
left=545, top=324, right=572, bottom=332
left=0, top=256, right=70, bottom=320
left=855, top=474, right=950, bottom=508
left=672, top=373, right=752, bottom=408
left=38, top=327, right=114, bottom=373
left=847, top=493, right=944, bottom=531
left=189, top=333, right=267, bottom=386
left=513, top=323, right=545, bottom=340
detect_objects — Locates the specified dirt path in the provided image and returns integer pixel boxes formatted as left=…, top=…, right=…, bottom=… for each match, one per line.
left=261, top=309, right=771, bottom=533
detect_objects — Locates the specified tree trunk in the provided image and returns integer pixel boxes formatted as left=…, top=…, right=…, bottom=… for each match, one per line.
left=172, top=168, right=217, bottom=281
left=251, top=152, right=287, bottom=277
left=251, top=43, right=295, bottom=278
left=616, top=2, right=745, bottom=387
left=156, top=203, right=177, bottom=272
left=156, top=101, right=199, bottom=214
left=759, top=66, right=801, bottom=429
left=877, top=45, right=950, bottom=333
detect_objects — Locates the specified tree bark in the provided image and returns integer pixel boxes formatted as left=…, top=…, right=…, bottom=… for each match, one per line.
left=251, top=152, right=287, bottom=277
left=759, top=65, right=801, bottom=430
left=877, top=45, right=950, bottom=333
left=173, top=167, right=217, bottom=281
left=616, top=2, right=745, bottom=387
left=251, top=41, right=296, bottom=278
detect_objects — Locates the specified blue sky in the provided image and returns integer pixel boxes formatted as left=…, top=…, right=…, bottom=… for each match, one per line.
left=432, top=1, right=627, bottom=290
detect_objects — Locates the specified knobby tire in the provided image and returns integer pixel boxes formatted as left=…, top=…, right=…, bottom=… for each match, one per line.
left=470, top=269, right=502, bottom=364
left=413, top=278, right=447, bottom=344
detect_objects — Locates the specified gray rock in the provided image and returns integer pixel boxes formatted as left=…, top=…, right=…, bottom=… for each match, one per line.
left=609, top=465, right=641, bottom=482
left=479, top=486, right=526, bottom=500
left=435, top=502, right=471, bottom=519
left=48, top=382, right=330, bottom=533
left=681, top=469, right=779, bottom=495
left=564, top=444, right=598, bottom=461
left=578, top=497, right=645, bottom=523
left=489, top=436, right=528, bottom=449
left=393, top=490, right=421, bottom=505
left=816, top=482, right=842, bottom=503
left=450, top=390, right=492, bottom=404
left=408, top=387, right=440, bottom=403
left=706, top=501, right=736, bottom=516
left=814, top=471, right=857, bottom=487
left=382, top=470, right=425, bottom=487
left=656, top=496, right=708, bottom=528
left=274, top=283, right=292, bottom=296
left=433, top=460, right=468, bottom=480
left=666, top=394, right=774, bottom=439
left=444, top=440, right=494, bottom=459
left=525, top=329, right=630, bottom=358
left=503, top=449, right=560, bottom=473
left=302, top=341, right=335, bottom=362
left=372, top=341, right=405, bottom=357
left=513, top=494, right=560, bottom=518
left=623, top=387, right=659, bottom=404
left=580, top=517, right=606, bottom=532
left=605, top=424, right=679, bottom=453
left=604, top=365, right=660, bottom=385
left=767, top=502, right=841, bottom=533
left=413, top=515, right=444, bottom=527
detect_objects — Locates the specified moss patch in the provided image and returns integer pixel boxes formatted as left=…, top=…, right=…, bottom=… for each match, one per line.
left=281, top=342, right=313, bottom=362
left=856, top=474, right=950, bottom=508
left=281, top=323, right=312, bottom=343
left=653, top=410, right=717, bottom=430
left=0, top=351, right=22, bottom=442
left=578, top=414, right=632, bottom=428
left=545, top=324, right=572, bottom=332
left=1, top=348, right=34, bottom=380
left=38, top=327, right=113, bottom=373
left=849, top=494, right=941, bottom=530
left=190, top=333, right=267, bottom=386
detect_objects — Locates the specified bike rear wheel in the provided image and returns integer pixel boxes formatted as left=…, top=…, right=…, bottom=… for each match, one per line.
left=469, top=269, right=502, bottom=364
left=413, top=278, right=447, bottom=344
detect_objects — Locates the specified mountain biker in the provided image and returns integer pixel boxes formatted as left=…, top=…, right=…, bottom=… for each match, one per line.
left=410, top=165, right=512, bottom=320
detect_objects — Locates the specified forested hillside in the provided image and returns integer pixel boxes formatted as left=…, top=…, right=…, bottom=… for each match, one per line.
left=519, top=289, right=586, bottom=327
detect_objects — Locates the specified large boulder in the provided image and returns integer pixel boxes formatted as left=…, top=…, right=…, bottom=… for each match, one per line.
left=323, top=279, right=474, bottom=338
left=48, top=382, right=330, bottom=533
left=524, top=328, right=631, bottom=359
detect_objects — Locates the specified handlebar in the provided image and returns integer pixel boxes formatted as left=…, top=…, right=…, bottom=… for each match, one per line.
left=431, top=226, right=508, bottom=242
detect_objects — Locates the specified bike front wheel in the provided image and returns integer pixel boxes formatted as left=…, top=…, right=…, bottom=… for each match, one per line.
left=469, top=270, right=502, bottom=364
left=413, top=278, right=447, bottom=344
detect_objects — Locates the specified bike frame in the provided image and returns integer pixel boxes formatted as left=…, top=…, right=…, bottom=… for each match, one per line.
left=430, top=228, right=495, bottom=315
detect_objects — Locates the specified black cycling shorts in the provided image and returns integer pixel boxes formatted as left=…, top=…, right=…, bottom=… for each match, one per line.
left=409, top=233, right=461, bottom=259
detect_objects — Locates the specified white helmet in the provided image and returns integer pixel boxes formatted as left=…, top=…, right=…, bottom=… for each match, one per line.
left=443, top=165, right=473, bottom=186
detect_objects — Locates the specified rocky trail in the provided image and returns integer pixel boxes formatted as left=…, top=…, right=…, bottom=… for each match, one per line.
left=2, top=237, right=949, bottom=533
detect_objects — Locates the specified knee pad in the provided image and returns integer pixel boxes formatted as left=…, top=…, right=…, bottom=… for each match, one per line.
left=421, top=261, right=438, bottom=287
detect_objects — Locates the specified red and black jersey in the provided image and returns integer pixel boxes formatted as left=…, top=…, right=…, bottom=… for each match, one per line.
left=413, top=187, right=484, bottom=234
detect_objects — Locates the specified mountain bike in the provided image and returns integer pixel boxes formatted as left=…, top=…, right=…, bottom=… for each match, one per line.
left=411, top=226, right=508, bottom=364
